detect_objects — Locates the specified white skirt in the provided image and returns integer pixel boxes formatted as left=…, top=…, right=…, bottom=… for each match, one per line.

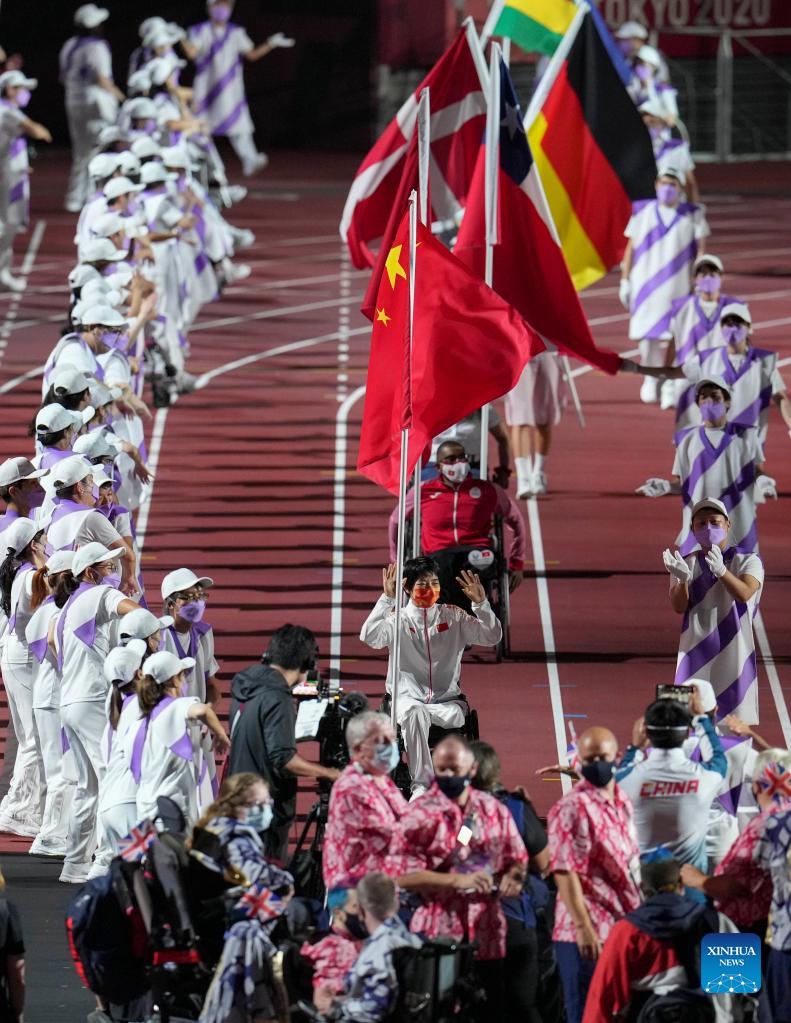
left=504, top=351, right=566, bottom=427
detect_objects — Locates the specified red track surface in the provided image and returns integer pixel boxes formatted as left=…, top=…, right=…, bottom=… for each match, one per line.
left=0, top=151, right=789, bottom=858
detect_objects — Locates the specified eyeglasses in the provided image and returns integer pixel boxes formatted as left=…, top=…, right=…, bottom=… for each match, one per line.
left=173, top=590, right=205, bottom=603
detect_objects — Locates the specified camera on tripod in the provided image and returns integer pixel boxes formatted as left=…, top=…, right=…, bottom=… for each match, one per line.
left=312, top=673, right=370, bottom=771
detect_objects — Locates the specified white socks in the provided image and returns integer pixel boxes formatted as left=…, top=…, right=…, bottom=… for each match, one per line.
left=533, top=454, right=545, bottom=473
left=515, top=456, right=532, bottom=478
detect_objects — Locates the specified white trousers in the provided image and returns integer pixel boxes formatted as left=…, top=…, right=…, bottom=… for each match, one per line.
left=60, top=700, right=106, bottom=871
left=65, top=103, right=101, bottom=210
left=228, top=131, right=261, bottom=168
left=94, top=801, right=138, bottom=871
left=33, top=705, right=75, bottom=845
left=0, top=656, right=43, bottom=824
left=397, top=697, right=466, bottom=788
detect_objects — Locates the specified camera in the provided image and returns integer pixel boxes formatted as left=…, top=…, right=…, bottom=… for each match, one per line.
left=315, top=679, right=370, bottom=771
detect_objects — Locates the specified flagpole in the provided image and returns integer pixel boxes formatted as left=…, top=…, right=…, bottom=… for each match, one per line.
left=480, top=0, right=506, bottom=49
left=391, top=190, right=419, bottom=730
left=560, top=354, right=586, bottom=428
left=463, top=16, right=490, bottom=93
left=412, top=89, right=430, bottom=558
left=480, top=43, right=501, bottom=482
left=523, top=1, right=588, bottom=129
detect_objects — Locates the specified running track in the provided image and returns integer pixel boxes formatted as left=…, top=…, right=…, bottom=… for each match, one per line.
left=0, top=151, right=789, bottom=861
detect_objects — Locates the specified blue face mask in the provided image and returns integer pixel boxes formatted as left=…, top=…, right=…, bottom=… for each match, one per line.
left=246, top=802, right=273, bottom=833
left=372, top=740, right=400, bottom=773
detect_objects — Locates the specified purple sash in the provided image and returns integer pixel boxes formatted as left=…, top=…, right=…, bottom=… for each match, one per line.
left=194, top=22, right=233, bottom=76
left=55, top=581, right=96, bottom=671
left=28, top=596, right=55, bottom=664
left=129, top=696, right=194, bottom=783
left=169, top=621, right=210, bottom=662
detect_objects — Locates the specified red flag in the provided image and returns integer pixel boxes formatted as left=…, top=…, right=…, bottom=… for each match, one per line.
left=455, top=58, right=620, bottom=375
left=357, top=213, right=545, bottom=493
left=340, top=29, right=485, bottom=271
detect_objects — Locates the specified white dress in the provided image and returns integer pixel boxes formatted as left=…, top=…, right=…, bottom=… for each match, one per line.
left=187, top=20, right=255, bottom=136
left=504, top=352, right=566, bottom=427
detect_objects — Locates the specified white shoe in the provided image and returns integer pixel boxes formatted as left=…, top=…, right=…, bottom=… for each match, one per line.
left=516, top=474, right=533, bottom=500
left=659, top=379, right=676, bottom=411
left=232, top=228, right=255, bottom=250
left=531, top=470, right=548, bottom=495
left=223, top=262, right=251, bottom=284
left=242, top=153, right=268, bottom=177
left=225, top=184, right=247, bottom=204
left=29, top=835, right=67, bottom=857
left=59, top=864, right=90, bottom=884
left=640, top=378, right=659, bottom=403
left=0, top=270, right=24, bottom=292
left=0, top=814, right=40, bottom=838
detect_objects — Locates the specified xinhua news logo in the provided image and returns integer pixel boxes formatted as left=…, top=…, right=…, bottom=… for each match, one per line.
left=701, top=933, right=761, bottom=994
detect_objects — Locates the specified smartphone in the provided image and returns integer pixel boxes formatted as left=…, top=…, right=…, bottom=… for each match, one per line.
left=656, top=684, right=694, bottom=706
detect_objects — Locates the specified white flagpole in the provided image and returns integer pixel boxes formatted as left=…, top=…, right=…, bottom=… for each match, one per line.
left=480, top=0, right=506, bottom=49
left=411, top=89, right=430, bottom=558
left=560, top=354, right=586, bottom=427
left=391, top=189, right=419, bottom=730
left=463, top=16, right=490, bottom=93
left=480, top=43, right=501, bottom=482
left=524, top=1, right=588, bottom=129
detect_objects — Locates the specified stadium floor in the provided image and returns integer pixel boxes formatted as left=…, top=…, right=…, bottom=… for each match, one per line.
left=0, top=149, right=789, bottom=1017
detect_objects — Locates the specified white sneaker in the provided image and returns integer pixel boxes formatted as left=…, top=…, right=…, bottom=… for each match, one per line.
left=531, top=470, right=548, bottom=495
left=59, top=863, right=90, bottom=884
left=225, top=184, right=247, bottom=204
left=232, top=228, right=255, bottom=250
left=516, top=474, right=533, bottom=500
left=29, top=835, right=67, bottom=857
left=223, top=262, right=251, bottom=284
left=659, top=379, right=676, bottom=411
left=640, top=378, right=659, bottom=404
left=0, top=270, right=24, bottom=292
left=242, top=153, right=268, bottom=177
left=0, top=814, right=40, bottom=838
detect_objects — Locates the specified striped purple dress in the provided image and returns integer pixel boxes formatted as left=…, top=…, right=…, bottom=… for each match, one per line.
left=188, top=20, right=255, bottom=137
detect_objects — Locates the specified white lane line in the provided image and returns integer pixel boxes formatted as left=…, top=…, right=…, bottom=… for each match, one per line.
left=0, top=221, right=45, bottom=365
left=134, top=406, right=169, bottom=550
left=0, top=365, right=44, bottom=395
left=525, top=497, right=571, bottom=793
left=190, top=294, right=362, bottom=333
left=194, top=325, right=370, bottom=389
left=269, top=233, right=341, bottom=247
left=754, top=611, right=791, bottom=747
left=330, top=386, right=367, bottom=681
left=336, top=244, right=352, bottom=405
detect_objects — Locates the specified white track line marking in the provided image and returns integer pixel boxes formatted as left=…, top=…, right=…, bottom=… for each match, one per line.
left=330, top=386, right=367, bottom=680
left=190, top=295, right=362, bottom=332
left=134, top=406, right=169, bottom=550
left=755, top=611, right=791, bottom=747
left=0, top=221, right=45, bottom=366
left=525, top=496, right=571, bottom=793
left=0, top=365, right=44, bottom=395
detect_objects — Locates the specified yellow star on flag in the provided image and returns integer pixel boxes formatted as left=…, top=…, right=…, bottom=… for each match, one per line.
left=384, top=244, right=407, bottom=290
left=375, top=307, right=391, bottom=327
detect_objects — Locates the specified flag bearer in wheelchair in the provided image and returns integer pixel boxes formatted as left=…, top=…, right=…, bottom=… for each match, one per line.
left=388, top=440, right=524, bottom=613
left=360, top=558, right=501, bottom=799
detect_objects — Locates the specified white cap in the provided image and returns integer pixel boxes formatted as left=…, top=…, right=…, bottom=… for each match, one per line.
left=48, top=454, right=95, bottom=489
left=0, top=70, right=38, bottom=92
left=142, top=650, right=196, bottom=685
left=104, top=639, right=147, bottom=685
left=720, top=301, right=751, bottom=325
left=3, top=517, right=40, bottom=555
left=687, top=678, right=717, bottom=713
left=69, top=264, right=100, bottom=289
left=690, top=496, right=729, bottom=520
left=97, top=126, right=127, bottom=148
left=35, top=404, right=94, bottom=435
left=637, top=44, right=661, bottom=67
left=141, top=162, right=177, bottom=186
left=90, top=211, right=126, bottom=239
left=657, top=165, right=684, bottom=183
left=638, top=98, right=666, bottom=120
left=161, top=568, right=214, bottom=601
left=72, top=542, right=125, bottom=578
left=615, top=21, right=648, bottom=40
left=88, top=153, right=122, bottom=181
left=46, top=549, right=75, bottom=575
left=74, top=4, right=109, bottom=28
left=0, top=457, right=46, bottom=487
left=79, top=303, right=128, bottom=328
left=126, top=97, right=157, bottom=120
left=147, top=56, right=186, bottom=86
left=117, top=152, right=141, bottom=177
left=81, top=239, right=128, bottom=264
left=120, top=608, right=173, bottom=639
left=139, top=16, right=166, bottom=38
left=146, top=27, right=179, bottom=49
left=52, top=366, right=93, bottom=398
left=160, top=146, right=192, bottom=170
left=693, top=254, right=724, bottom=274
left=103, top=176, right=143, bottom=201
left=89, top=382, right=121, bottom=409
left=127, top=69, right=152, bottom=96
left=105, top=266, right=134, bottom=290
left=695, top=375, right=731, bottom=399
left=73, top=429, right=117, bottom=461
left=92, top=466, right=115, bottom=489
left=130, top=137, right=161, bottom=160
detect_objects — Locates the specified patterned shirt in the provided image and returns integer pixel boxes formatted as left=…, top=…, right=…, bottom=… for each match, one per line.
left=300, top=934, right=361, bottom=997
left=324, top=762, right=407, bottom=891
left=754, top=808, right=791, bottom=951
left=387, top=784, right=527, bottom=960
left=548, top=779, right=641, bottom=944
left=337, top=916, right=421, bottom=1022
left=714, top=804, right=791, bottom=927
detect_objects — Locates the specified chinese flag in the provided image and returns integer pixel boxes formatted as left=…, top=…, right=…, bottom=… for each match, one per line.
left=357, top=213, right=545, bottom=493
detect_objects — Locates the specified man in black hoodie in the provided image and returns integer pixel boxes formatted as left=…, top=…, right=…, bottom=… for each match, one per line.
left=228, top=624, right=339, bottom=861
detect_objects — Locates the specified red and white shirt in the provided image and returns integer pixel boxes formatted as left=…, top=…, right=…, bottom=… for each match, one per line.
left=387, top=784, right=527, bottom=960
left=300, top=934, right=361, bottom=996
left=714, top=802, right=791, bottom=927
left=548, top=779, right=641, bottom=943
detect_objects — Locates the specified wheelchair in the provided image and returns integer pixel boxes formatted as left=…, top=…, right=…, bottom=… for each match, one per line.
left=380, top=692, right=480, bottom=799
left=403, top=515, right=512, bottom=662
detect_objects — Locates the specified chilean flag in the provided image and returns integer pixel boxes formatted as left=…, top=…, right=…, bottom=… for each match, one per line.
left=340, top=28, right=485, bottom=271
left=454, top=56, right=620, bottom=376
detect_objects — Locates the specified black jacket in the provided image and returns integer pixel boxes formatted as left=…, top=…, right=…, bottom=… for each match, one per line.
left=228, top=663, right=298, bottom=826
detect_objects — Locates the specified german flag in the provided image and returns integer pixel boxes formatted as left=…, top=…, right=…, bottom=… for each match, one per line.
left=526, top=10, right=657, bottom=290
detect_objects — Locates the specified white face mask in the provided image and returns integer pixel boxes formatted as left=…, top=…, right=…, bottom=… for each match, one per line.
left=440, top=460, right=470, bottom=484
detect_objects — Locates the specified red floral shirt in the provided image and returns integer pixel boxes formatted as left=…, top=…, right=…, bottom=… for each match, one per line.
left=323, top=762, right=408, bottom=891
left=300, top=934, right=361, bottom=995
left=714, top=803, right=791, bottom=926
left=548, top=779, right=641, bottom=943
left=387, top=784, right=528, bottom=960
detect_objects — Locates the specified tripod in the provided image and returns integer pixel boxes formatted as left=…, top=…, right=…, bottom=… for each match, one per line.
left=287, top=786, right=330, bottom=902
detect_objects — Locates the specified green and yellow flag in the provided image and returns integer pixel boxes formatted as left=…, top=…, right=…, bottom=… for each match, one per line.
left=485, top=0, right=578, bottom=56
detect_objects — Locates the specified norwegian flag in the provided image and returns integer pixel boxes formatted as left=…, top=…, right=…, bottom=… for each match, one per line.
left=239, top=884, right=284, bottom=922
left=340, top=27, right=486, bottom=271
left=118, top=820, right=157, bottom=862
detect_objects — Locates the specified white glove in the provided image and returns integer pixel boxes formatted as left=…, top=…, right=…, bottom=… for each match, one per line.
left=168, top=23, right=187, bottom=41
left=267, top=32, right=295, bottom=48
left=636, top=477, right=671, bottom=498
left=619, top=278, right=631, bottom=310
left=705, top=545, right=727, bottom=578
left=755, top=474, right=778, bottom=503
left=663, top=548, right=692, bottom=583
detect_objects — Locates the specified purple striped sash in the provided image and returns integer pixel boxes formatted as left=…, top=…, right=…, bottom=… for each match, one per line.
left=194, top=56, right=242, bottom=114
left=195, top=23, right=233, bottom=75
left=733, top=385, right=773, bottom=431
left=55, top=581, right=97, bottom=671
left=680, top=427, right=734, bottom=502
left=675, top=599, right=750, bottom=683
left=676, top=298, right=723, bottom=365
left=716, top=651, right=758, bottom=718
left=28, top=597, right=55, bottom=665
left=212, top=98, right=247, bottom=136
left=60, top=37, right=94, bottom=79
left=636, top=241, right=699, bottom=331
left=10, top=137, right=26, bottom=159
left=130, top=697, right=195, bottom=783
